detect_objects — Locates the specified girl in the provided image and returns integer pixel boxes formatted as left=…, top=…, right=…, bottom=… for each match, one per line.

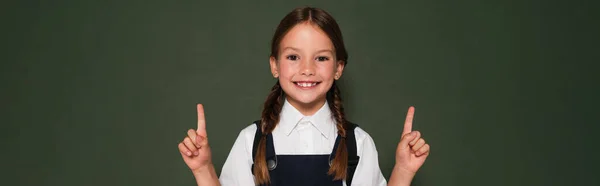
left=178, top=7, right=430, bottom=186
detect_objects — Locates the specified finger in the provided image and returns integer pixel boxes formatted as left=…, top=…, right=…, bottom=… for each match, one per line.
left=411, top=138, right=426, bottom=152
left=178, top=142, right=192, bottom=156
left=187, top=129, right=201, bottom=148
left=416, top=144, right=430, bottom=157
left=402, top=106, right=415, bottom=135
left=183, top=137, right=199, bottom=155
left=399, top=132, right=418, bottom=149
left=409, top=131, right=421, bottom=146
left=197, top=104, right=207, bottom=136
left=196, top=135, right=208, bottom=148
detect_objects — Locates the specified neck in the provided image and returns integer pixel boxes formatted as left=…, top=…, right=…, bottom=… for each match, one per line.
left=286, top=97, right=326, bottom=116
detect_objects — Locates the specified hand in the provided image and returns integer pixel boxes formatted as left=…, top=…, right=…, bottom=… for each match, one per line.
left=178, top=104, right=213, bottom=173
left=395, top=106, right=430, bottom=176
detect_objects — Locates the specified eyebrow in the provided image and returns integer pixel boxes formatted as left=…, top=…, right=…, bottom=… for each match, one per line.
left=282, top=47, right=333, bottom=54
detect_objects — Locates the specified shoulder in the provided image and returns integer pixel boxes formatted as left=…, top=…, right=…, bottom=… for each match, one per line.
left=241, top=122, right=258, bottom=134
left=219, top=123, right=259, bottom=185
left=351, top=125, right=378, bottom=153
left=225, top=122, right=259, bottom=159
left=351, top=124, right=374, bottom=142
left=237, top=122, right=258, bottom=142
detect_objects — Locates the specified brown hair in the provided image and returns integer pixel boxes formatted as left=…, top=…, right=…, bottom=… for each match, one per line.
left=254, top=7, right=350, bottom=185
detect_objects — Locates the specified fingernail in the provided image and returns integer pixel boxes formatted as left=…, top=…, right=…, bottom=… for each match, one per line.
left=187, top=151, right=192, bottom=156
left=194, top=151, right=199, bottom=156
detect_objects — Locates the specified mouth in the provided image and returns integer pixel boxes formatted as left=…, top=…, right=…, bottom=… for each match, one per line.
left=293, top=81, right=321, bottom=89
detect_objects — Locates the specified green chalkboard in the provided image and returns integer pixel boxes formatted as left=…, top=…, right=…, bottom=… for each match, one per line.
left=3, top=0, right=599, bottom=185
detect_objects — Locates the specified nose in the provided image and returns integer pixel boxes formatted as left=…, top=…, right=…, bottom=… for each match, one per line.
left=300, top=59, right=315, bottom=76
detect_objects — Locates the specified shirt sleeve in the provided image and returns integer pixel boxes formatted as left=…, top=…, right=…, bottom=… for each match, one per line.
left=348, top=127, right=387, bottom=186
left=218, top=124, right=257, bottom=186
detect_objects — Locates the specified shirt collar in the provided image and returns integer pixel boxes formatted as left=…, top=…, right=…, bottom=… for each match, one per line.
left=278, top=98, right=335, bottom=139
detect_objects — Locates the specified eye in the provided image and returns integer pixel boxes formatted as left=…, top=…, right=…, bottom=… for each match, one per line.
left=316, top=56, right=329, bottom=61
left=286, top=55, right=298, bottom=61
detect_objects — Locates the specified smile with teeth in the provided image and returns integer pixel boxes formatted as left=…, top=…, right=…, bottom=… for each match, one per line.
left=294, top=81, right=320, bottom=88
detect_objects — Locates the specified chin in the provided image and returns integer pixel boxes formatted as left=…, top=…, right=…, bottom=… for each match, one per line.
left=286, top=94, right=325, bottom=106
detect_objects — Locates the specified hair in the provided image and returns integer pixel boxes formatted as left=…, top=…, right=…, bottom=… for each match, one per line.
left=253, top=7, right=350, bottom=185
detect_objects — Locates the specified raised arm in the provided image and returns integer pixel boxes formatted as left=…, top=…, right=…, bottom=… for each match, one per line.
left=388, top=106, right=430, bottom=186
left=178, top=104, right=221, bottom=186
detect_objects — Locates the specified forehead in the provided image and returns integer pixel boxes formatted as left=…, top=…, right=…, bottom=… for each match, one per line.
left=279, top=22, right=334, bottom=52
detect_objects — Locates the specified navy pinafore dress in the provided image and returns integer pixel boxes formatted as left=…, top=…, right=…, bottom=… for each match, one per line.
left=250, top=120, right=360, bottom=186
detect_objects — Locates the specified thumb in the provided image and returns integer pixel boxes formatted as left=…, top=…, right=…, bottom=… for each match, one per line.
left=399, top=132, right=417, bottom=150
left=196, top=135, right=209, bottom=147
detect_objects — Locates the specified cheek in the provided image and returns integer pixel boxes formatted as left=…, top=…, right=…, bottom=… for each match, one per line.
left=317, top=64, right=336, bottom=79
left=280, top=68, right=297, bottom=79
left=277, top=62, right=294, bottom=78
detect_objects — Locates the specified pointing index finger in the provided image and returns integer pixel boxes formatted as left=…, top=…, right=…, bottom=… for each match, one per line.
left=197, top=104, right=206, bottom=135
left=403, top=106, right=415, bottom=135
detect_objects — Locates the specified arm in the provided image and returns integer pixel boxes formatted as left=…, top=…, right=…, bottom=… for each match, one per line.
left=218, top=125, right=256, bottom=186
left=387, top=154, right=415, bottom=186
left=348, top=127, right=387, bottom=186
left=192, top=165, right=221, bottom=186
left=177, top=104, right=221, bottom=186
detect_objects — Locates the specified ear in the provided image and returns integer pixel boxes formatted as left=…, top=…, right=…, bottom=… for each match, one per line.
left=335, top=60, right=345, bottom=80
left=270, top=56, right=279, bottom=78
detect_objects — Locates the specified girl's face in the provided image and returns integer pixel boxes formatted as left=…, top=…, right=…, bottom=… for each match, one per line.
left=270, top=22, right=345, bottom=114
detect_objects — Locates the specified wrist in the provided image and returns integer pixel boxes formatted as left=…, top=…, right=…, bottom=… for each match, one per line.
left=192, top=164, right=220, bottom=186
left=393, top=164, right=416, bottom=178
left=192, top=163, right=215, bottom=176
left=389, top=165, right=415, bottom=186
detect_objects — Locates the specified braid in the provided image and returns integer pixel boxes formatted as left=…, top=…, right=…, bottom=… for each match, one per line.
left=254, top=81, right=284, bottom=185
left=327, top=82, right=349, bottom=180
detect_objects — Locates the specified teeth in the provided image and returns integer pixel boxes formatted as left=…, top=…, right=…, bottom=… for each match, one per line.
left=296, top=82, right=318, bottom=87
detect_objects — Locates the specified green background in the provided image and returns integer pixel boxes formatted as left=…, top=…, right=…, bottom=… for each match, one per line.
left=3, top=0, right=599, bottom=185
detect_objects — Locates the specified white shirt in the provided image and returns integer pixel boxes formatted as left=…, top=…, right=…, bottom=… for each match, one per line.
left=219, top=99, right=387, bottom=186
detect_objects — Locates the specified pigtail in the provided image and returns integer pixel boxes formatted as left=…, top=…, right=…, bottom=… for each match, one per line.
left=327, top=82, right=349, bottom=180
left=254, top=81, right=284, bottom=185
